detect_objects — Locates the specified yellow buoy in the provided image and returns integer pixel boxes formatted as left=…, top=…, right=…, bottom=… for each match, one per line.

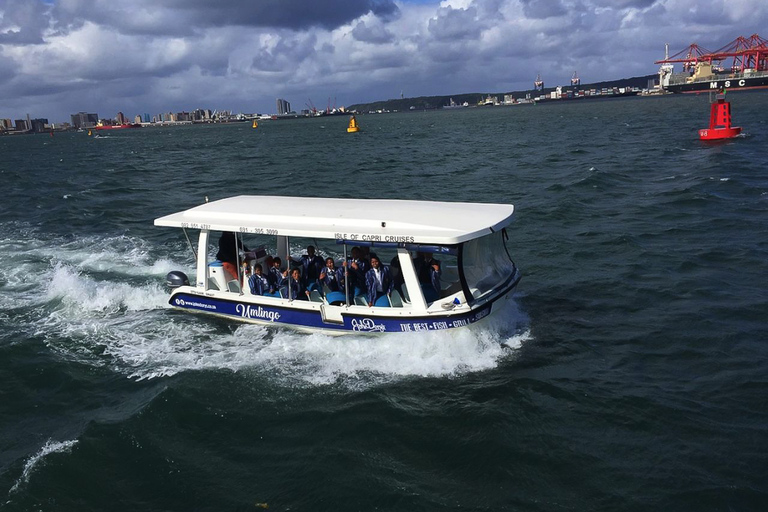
left=88, top=129, right=92, bottom=136
left=346, top=115, right=359, bottom=133
left=252, top=120, right=258, bottom=129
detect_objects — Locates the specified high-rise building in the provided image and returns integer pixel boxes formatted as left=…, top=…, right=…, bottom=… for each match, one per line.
left=276, top=98, right=291, bottom=115
left=116, top=112, right=126, bottom=124
left=14, top=119, right=28, bottom=131
left=70, top=112, right=98, bottom=128
left=30, top=119, right=48, bottom=132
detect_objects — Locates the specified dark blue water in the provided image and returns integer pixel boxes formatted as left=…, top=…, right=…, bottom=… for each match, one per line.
left=1, top=93, right=767, bottom=511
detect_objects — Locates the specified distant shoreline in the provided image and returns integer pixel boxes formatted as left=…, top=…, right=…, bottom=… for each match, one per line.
left=348, top=73, right=658, bottom=113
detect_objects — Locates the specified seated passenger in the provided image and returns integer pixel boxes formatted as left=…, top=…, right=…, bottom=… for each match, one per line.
left=216, top=231, right=249, bottom=281
left=267, top=257, right=285, bottom=294
left=319, top=257, right=343, bottom=292
left=296, top=245, right=324, bottom=291
left=390, top=256, right=405, bottom=297
left=413, top=251, right=442, bottom=300
left=283, top=267, right=309, bottom=300
left=344, top=246, right=367, bottom=297
left=365, top=254, right=393, bottom=307
left=264, top=255, right=274, bottom=272
left=248, top=264, right=271, bottom=296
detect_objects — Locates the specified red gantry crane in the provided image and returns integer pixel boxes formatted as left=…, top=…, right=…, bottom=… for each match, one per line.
left=654, top=42, right=714, bottom=71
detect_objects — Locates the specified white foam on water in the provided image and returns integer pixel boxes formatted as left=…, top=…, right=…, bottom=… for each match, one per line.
left=44, top=263, right=169, bottom=314
left=102, top=299, right=531, bottom=389
left=9, top=439, right=78, bottom=494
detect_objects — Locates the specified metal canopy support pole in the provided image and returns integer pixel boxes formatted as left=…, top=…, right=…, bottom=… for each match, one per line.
left=197, top=230, right=210, bottom=289
left=235, top=232, right=243, bottom=295
left=182, top=228, right=197, bottom=260
left=286, top=236, right=292, bottom=301
left=343, top=244, right=349, bottom=307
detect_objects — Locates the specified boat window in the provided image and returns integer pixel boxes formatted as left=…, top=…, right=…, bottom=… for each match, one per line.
left=461, top=231, right=516, bottom=302
left=406, top=250, right=461, bottom=303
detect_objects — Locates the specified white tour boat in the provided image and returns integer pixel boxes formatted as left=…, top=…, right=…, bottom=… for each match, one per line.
left=154, top=195, right=521, bottom=334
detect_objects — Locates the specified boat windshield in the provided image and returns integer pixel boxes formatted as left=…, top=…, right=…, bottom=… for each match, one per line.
left=461, top=230, right=516, bottom=301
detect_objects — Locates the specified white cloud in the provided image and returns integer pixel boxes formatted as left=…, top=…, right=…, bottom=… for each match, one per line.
left=0, top=0, right=767, bottom=121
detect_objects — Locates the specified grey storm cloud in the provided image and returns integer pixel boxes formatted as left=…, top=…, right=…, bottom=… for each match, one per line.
left=520, top=0, right=567, bottom=19
left=427, top=6, right=487, bottom=42
left=0, top=0, right=49, bottom=44
left=160, top=0, right=400, bottom=30
left=590, top=0, right=657, bottom=8
left=351, top=20, right=395, bottom=44
left=252, top=33, right=318, bottom=72
left=48, top=0, right=400, bottom=35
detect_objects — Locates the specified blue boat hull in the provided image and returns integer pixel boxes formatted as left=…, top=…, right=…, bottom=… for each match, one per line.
left=168, top=291, right=503, bottom=333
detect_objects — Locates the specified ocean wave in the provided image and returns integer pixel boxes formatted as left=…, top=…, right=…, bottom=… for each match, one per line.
left=9, top=439, right=78, bottom=495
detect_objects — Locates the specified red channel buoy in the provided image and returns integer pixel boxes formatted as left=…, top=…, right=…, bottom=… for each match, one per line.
left=699, top=93, right=741, bottom=140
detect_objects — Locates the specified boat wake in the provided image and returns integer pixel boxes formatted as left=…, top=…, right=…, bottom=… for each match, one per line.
left=1, top=224, right=530, bottom=388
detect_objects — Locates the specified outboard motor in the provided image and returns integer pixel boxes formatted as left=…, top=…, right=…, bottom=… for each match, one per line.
left=166, top=270, right=190, bottom=289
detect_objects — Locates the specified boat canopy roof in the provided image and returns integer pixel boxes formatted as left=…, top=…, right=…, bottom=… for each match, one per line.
left=154, top=195, right=515, bottom=245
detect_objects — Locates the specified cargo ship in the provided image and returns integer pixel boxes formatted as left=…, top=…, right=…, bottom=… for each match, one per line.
left=94, top=123, right=141, bottom=130
left=656, top=34, right=768, bottom=94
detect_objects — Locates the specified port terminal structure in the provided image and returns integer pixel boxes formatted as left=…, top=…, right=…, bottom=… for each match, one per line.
left=655, top=34, right=768, bottom=93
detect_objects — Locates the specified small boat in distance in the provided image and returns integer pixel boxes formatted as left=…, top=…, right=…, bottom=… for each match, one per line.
left=347, top=116, right=359, bottom=133
left=154, top=196, right=521, bottom=334
left=95, top=123, right=141, bottom=130
left=442, top=98, right=468, bottom=109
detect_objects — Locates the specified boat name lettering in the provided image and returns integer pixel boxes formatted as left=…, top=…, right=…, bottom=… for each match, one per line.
left=235, top=303, right=281, bottom=322
left=739, top=79, right=746, bottom=86
left=351, top=318, right=386, bottom=332
left=336, top=232, right=415, bottom=243
left=175, top=298, right=216, bottom=310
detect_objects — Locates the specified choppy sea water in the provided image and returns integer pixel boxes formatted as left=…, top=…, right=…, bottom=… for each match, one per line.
left=1, top=92, right=767, bottom=511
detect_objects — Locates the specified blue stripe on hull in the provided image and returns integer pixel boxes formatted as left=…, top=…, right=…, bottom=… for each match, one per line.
left=169, top=292, right=496, bottom=333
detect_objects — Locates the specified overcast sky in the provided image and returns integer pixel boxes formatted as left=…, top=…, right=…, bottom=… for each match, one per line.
left=1, top=0, right=766, bottom=122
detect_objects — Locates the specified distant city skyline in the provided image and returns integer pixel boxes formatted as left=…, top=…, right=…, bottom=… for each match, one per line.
left=1, top=1, right=767, bottom=121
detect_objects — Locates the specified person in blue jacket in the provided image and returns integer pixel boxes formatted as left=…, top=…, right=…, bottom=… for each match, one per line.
left=296, top=245, right=324, bottom=291
left=365, top=254, right=393, bottom=307
left=319, top=257, right=344, bottom=292
left=267, top=257, right=284, bottom=292
left=344, top=246, right=367, bottom=298
left=284, top=267, right=309, bottom=300
left=248, top=264, right=271, bottom=296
